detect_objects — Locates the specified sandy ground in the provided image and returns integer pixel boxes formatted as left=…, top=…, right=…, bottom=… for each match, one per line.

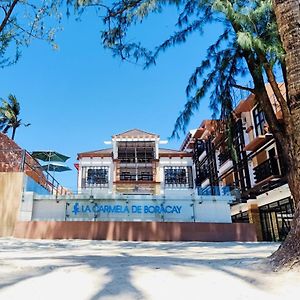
left=0, top=238, right=299, bottom=300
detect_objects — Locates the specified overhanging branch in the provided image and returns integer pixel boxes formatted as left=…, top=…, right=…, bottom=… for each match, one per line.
left=0, top=0, right=19, bottom=34
left=231, top=84, right=254, bottom=93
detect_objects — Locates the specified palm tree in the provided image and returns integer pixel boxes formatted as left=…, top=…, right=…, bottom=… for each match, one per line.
left=0, top=94, right=30, bottom=140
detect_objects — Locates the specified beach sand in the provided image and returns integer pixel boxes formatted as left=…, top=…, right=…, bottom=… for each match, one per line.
left=0, top=238, right=299, bottom=300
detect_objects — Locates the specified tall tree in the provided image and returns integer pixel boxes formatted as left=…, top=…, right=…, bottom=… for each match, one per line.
left=272, top=0, right=300, bottom=107
left=0, top=0, right=62, bottom=67
left=0, top=94, right=29, bottom=140
left=72, top=0, right=300, bottom=267
left=268, top=0, right=300, bottom=267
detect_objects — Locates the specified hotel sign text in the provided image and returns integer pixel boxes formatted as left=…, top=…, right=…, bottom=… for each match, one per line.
left=71, top=202, right=182, bottom=216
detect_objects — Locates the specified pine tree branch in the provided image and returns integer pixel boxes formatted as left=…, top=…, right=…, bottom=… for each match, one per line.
left=231, top=84, right=254, bottom=93
left=0, top=0, right=19, bottom=34
left=258, top=52, right=291, bottom=119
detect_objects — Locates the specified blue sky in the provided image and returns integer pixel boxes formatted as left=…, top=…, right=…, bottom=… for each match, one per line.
left=1, top=6, right=224, bottom=191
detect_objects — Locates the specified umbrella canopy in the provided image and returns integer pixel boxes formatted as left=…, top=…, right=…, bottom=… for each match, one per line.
left=41, top=163, right=71, bottom=172
left=31, top=151, right=70, bottom=162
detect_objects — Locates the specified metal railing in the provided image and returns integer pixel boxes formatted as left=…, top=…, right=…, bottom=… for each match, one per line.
left=0, top=148, right=68, bottom=196
left=119, top=174, right=154, bottom=181
left=197, top=185, right=239, bottom=198
left=253, top=158, right=280, bottom=183
left=195, top=169, right=209, bottom=184
left=218, top=151, right=231, bottom=166
left=193, top=140, right=206, bottom=161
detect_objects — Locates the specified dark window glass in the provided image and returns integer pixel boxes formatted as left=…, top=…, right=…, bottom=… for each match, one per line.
left=164, top=167, right=193, bottom=188
left=117, top=141, right=155, bottom=163
left=82, top=167, right=109, bottom=188
left=252, top=105, right=266, bottom=136
left=232, top=211, right=249, bottom=223
left=259, top=197, right=295, bottom=241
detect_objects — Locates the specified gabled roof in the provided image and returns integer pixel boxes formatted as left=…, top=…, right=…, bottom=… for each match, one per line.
left=77, top=148, right=113, bottom=159
left=112, top=129, right=159, bottom=139
left=159, top=148, right=193, bottom=157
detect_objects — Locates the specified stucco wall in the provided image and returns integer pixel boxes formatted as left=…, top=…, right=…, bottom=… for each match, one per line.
left=13, top=221, right=257, bottom=242
left=0, top=172, right=24, bottom=236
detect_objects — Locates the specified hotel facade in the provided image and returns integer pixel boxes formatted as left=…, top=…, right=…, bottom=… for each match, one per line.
left=180, top=83, right=294, bottom=241
left=76, top=129, right=195, bottom=197
left=1, top=124, right=256, bottom=241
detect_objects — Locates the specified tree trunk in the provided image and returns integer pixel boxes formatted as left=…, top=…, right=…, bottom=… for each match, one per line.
left=270, top=107, right=300, bottom=268
left=11, top=127, right=16, bottom=140
left=272, top=0, right=300, bottom=108
left=271, top=0, right=300, bottom=268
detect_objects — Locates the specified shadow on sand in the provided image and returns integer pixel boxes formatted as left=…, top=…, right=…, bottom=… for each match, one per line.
left=0, top=239, right=279, bottom=299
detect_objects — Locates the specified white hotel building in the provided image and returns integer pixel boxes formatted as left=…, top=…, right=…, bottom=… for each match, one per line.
left=76, top=129, right=195, bottom=197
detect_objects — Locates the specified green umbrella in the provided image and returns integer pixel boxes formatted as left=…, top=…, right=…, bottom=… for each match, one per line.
left=41, top=163, right=72, bottom=172
left=41, top=162, right=71, bottom=194
left=31, top=151, right=70, bottom=163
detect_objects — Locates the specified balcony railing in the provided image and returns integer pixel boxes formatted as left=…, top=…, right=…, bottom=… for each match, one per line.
left=218, top=151, right=231, bottom=166
left=120, top=174, right=153, bottom=181
left=254, top=158, right=280, bottom=183
left=195, top=169, right=209, bottom=185
left=119, top=157, right=154, bottom=163
left=197, top=186, right=236, bottom=196
left=193, top=140, right=205, bottom=160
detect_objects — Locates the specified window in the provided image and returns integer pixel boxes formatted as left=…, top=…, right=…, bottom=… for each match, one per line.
left=117, top=141, right=155, bottom=163
left=82, top=167, right=109, bottom=188
left=259, top=197, right=295, bottom=241
left=232, top=211, right=249, bottom=223
left=164, top=166, right=193, bottom=188
left=252, top=105, right=266, bottom=137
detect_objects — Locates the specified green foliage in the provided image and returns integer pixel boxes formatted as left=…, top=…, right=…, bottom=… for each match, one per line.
left=0, top=1, right=63, bottom=68
left=71, top=0, right=284, bottom=137
left=73, top=0, right=279, bottom=134
left=0, top=94, right=29, bottom=140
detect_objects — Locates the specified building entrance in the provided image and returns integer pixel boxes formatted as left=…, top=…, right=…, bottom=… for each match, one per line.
left=259, top=197, right=294, bottom=241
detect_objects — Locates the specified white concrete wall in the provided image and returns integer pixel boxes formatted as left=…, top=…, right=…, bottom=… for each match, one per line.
left=32, top=199, right=66, bottom=221
left=248, top=159, right=256, bottom=187
left=18, top=192, right=34, bottom=221
left=230, top=184, right=292, bottom=216
left=241, top=111, right=252, bottom=145
left=78, top=157, right=114, bottom=194
left=218, top=160, right=233, bottom=176
left=195, top=199, right=232, bottom=223
left=159, top=157, right=194, bottom=196
left=256, top=184, right=291, bottom=207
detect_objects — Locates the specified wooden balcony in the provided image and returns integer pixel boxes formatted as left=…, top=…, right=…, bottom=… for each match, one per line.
left=243, top=134, right=272, bottom=152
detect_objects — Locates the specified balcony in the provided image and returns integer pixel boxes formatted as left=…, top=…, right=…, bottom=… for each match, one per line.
left=193, top=140, right=205, bottom=160
left=118, top=157, right=154, bottom=163
left=243, top=134, right=273, bottom=152
left=254, top=158, right=280, bottom=184
left=218, top=151, right=231, bottom=166
left=120, top=173, right=153, bottom=182
left=195, top=168, right=209, bottom=186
